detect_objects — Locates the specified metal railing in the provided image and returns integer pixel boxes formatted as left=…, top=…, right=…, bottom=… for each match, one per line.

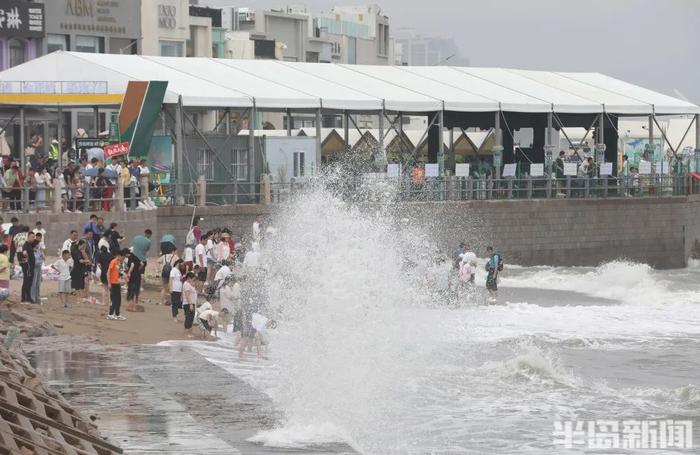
left=2, top=173, right=695, bottom=213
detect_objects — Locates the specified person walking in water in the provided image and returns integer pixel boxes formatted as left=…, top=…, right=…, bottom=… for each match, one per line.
left=485, top=246, right=503, bottom=303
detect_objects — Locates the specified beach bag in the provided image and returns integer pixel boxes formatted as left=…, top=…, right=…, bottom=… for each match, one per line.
left=161, top=254, right=174, bottom=279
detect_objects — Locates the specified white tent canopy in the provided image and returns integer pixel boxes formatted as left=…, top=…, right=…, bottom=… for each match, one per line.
left=0, top=51, right=697, bottom=115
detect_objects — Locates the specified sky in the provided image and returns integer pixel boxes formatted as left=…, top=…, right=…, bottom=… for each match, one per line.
left=200, top=0, right=700, bottom=102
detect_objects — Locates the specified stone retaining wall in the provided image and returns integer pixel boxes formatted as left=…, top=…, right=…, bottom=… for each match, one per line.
left=13, top=195, right=700, bottom=269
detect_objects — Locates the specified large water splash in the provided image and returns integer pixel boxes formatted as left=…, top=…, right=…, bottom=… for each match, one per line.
left=255, top=178, right=438, bottom=452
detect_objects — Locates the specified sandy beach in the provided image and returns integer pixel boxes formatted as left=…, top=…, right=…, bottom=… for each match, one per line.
left=5, top=261, right=194, bottom=346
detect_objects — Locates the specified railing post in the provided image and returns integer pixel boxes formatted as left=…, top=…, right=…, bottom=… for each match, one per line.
left=584, top=177, right=590, bottom=198
left=22, top=186, right=29, bottom=213
left=261, top=174, right=271, bottom=205
left=197, top=175, right=206, bottom=207
left=527, top=176, right=533, bottom=199
left=566, top=176, right=571, bottom=198
left=140, top=175, right=149, bottom=204
left=116, top=178, right=125, bottom=212
left=507, top=178, right=513, bottom=199
left=53, top=179, right=62, bottom=214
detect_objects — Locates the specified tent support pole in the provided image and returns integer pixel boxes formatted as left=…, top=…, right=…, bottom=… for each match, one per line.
left=410, top=111, right=439, bottom=162
left=384, top=112, right=412, bottom=159
left=546, top=111, right=553, bottom=175
left=175, top=98, right=184, bottom=204
left=438, top=109, right=444, bottom=175
left=343, top=110, right=349, bottom=151
left=286, top=109, right=292, bottom=136
left=57, top=106, right=63, bottom=170
left=494, top=110, right=502, bottom=147
left=648, top=114, right=654, bottom=155
left=19, top=107, right=25, bottom=170
left=249, top=103, right=256, bottom=200
left=398, top=113, right=404, bottom=157
left=93, top=106, right=99, bottom=137
left=448, top=127, right=454, bottom=174
left=315, top=108, right=322, bottom=169
left=378, top=108, right=385, bottom=165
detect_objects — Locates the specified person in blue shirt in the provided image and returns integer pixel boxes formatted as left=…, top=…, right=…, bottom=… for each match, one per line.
left=485, top=246, right=503, bottom=302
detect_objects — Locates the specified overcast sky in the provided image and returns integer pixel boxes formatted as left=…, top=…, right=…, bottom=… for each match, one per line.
left=201, top=0, right=700, bottom=102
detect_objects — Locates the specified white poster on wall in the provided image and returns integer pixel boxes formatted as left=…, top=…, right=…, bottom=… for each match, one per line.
left=425, top=163, right=439, bottom=177
left=530, top=163, right=544, bottom=177
left=502, top=163, right=517, bottom=177
left=387, top=163, right=400, bottom=178
left=600, top=162, right=613, bottom=176
left=655, top=161, right=669, bottom=175
left=563, top=162, right=578, bottom=176
left=455, top=163, right=470, bottom=177
left=639, top=160, right=652, bottom=175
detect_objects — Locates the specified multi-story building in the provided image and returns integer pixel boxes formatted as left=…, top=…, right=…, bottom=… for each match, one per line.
left=0, top=1, right=45, bottom=71
left=394, top=28, right=468, bottom=67
left=317, top=5, right=392, bottom=65
left=44, top=0, right=141, bottom=55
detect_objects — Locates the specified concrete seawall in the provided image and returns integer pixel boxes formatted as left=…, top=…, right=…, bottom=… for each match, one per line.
left=14, top=195, right=700, bottom=269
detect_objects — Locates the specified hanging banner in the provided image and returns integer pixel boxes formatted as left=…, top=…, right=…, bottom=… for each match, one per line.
left=104, top=141, right=130, bottom=159
left=118, top=80, right=168, bottom=156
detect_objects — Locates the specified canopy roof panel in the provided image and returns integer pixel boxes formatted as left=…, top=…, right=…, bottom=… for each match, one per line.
left=0, top=51, right=697, bottom=115
left=342, top=65, right=498, bottom=112
left=558, top=72, right=699, bottom=115
left=72, top=53, right=254, bottom=107
left=216, top=59, right=381, bottom=111
left=280, top=61, right=443, bottom=112
left=143, top=56, right=318, bottom=109
left=402, top=66, right=551, bottom=113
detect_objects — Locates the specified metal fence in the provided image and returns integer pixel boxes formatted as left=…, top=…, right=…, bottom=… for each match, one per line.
left=2, top=173, right=697, bottom=213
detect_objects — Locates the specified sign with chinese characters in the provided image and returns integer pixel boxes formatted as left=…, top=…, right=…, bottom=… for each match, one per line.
left=104, top=141, right=130, bottom=159
left=553, top=419, right=693, bottom=450
left=44, top=0, right=139, bottom=37
left=386, top=163, right=400, bottom=178
left=424, top=163, right=439, bottom=177
left=638, top=160, right=652, bottom=175
left=600, top=162, right=613, bottom=176
left=502, top=163, right=516, bottom=177
left=529, top=163, right=544, bottom=177
left=0, top=1, right=44, bottom=38
left=455, top=163, right=470, bottom=177
left=0, top=81, right=107, bottom=94
left=563, top=162, right=578, bottom=176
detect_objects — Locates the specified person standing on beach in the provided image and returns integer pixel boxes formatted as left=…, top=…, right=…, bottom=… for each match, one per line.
left=107, top=249, right=128, bottom=321
left=95, top=244, right=113, bottom=308
left=30, top=238, right=44, bottom=304
left=7, top=217, right=21, bottom=264
left=125, top=250, right=143, bottom=312
left=182, top=271, right=197, bottom=337
left=169, top=259, right=184, bottom=322
left=485, top=246, right=503, bottom=302
left=195, top=235, right=208, bottom=284
left=52, top=250, right=73, bottom=308
left=71, top=240, right=92, bottom=306
left=19, top=229, right=36, bottom=304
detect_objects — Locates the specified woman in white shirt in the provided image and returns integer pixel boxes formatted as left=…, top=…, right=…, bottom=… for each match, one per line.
left=182, top=271, right=197, bottom=338
left=34, top=168, right=51, bottom=210
left=219, top=276, right=241, bottom=334
left=169, top=260, right=183, bottom=322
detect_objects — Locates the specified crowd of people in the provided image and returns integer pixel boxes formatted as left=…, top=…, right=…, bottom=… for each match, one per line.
left=0, top=153, right=154, bottom=213
left=0, top=212, right=274, bottom=359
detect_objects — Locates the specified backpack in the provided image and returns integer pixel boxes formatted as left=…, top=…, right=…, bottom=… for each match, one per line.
left=496, top=254, right=504, bottom=271
left=185, top=229, right=196, bottom=247
left=161, top=254, right=174, bottom=279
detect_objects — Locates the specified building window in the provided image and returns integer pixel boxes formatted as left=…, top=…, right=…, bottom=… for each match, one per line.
left=293, top=152, right=305, bottom=177
left=232, top=148, right=248, bottom=181
left=8, top=39, right=26, bottom=68
left=160, top=40, right=184, bottom=57
left=76, top=35, right=102, bottom=53
left=198, top=148, right=214, bottom=181
left=48, top=35, right=69, bottom=53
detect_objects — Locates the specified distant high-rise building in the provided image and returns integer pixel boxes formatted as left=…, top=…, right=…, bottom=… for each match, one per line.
left=394, top=28, right=468, bottom=66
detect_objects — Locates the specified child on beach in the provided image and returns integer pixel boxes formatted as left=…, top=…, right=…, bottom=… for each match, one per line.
left=52, top=250, right=74, bottom=308
left=107, top=249, right=128, bottom=321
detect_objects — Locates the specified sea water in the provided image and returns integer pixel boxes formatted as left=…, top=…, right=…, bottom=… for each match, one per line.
left=160, top=180, right=700, bottom=454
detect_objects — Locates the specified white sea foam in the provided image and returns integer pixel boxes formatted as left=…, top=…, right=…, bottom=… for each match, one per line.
left=158, top=178, right=700, bottom=454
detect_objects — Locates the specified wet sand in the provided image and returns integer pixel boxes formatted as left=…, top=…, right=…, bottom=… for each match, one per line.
left=7, top=264, right=196, bottom=345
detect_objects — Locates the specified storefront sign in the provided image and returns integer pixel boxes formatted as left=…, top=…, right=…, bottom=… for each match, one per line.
left=45, top=0, right=139, bottom=37
left=104, top=141, right=130, bottom=159
left=158, top=4, right=177, bottom=29
left=0, top=1, right=44, bottom=38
